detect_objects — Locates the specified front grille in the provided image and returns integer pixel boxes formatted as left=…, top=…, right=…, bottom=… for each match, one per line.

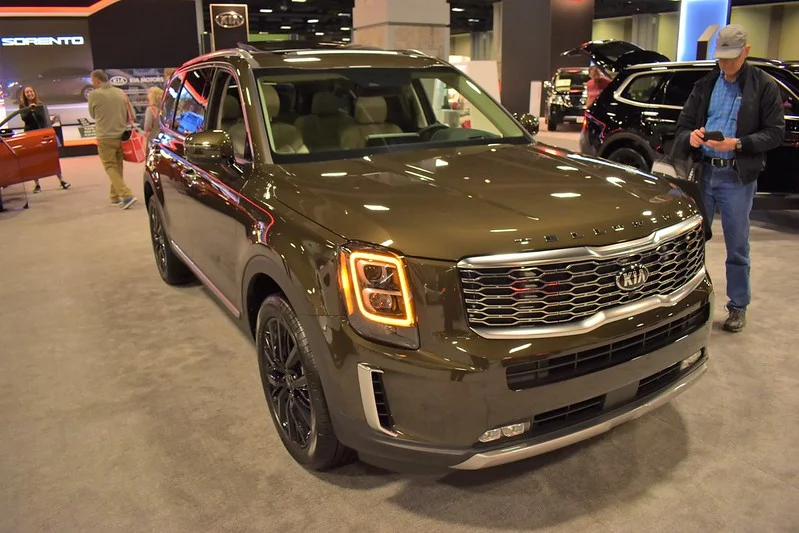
left=460, top=222, right=704, bottom=329
left=506, top=304, right=710, bottom=391
left=371, top=372, right=393, bottom=429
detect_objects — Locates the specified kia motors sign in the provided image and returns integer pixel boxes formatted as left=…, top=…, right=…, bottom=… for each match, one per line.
left=210, top=4, right=249, bottom=52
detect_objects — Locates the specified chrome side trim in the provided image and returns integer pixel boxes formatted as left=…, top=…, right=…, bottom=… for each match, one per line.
left=458, top=214, right=702, bottom=269
left=170, top=240, right=241, bottom=318
left=452, top=361, right=707, bottom=470
left=471, top=266, right=706, bottom=340
left=357, top=364, right=398, bottom=437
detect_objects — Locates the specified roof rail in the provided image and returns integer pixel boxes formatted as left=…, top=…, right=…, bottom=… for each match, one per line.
left=238, top=40, right=386, bottom=54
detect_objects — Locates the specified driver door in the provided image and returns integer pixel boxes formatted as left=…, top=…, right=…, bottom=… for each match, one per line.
left=0, top=110, right=61, bottom=188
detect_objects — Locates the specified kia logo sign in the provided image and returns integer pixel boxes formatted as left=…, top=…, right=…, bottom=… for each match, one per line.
left=109, top=76, right=128, bottom=86
left=214, top=11, right=245, bottom=29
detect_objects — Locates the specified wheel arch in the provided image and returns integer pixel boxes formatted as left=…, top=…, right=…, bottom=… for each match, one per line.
left=599, top=131, right=658, bottom=168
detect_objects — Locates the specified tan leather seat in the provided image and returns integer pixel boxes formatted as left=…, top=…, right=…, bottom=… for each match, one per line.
left=340, top=96, right=403, bottom=150
left=294, top=92, right=354, bottom=152
left=221, top=95, right=248, bottom=157
left=262, top=84, right=308, bottom=154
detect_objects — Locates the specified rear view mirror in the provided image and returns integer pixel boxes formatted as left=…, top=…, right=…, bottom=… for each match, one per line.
left=513, top=113, right=540, bottom=136
left=185, top=130, right=234, bottom=166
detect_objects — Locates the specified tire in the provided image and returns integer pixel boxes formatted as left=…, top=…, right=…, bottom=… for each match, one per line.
left=547, top=115, right=558, bottom=131
left=81, top=86, right=93, bottom=101
left=256, top=295, right=354, bottom=470
left=147, top=196, right=193, bottom=285
left=607, top=146, right=650, bottom=171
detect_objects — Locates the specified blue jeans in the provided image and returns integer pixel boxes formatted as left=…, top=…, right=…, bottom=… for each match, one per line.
left=701, top=164, right=757, bottom=310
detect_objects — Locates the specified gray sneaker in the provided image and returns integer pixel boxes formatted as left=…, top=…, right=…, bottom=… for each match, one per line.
left=120, top=196, right=138, bottom=210
left=723, top=306, right=746, bottom=333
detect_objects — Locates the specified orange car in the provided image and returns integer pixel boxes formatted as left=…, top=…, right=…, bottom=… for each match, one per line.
left=0, top=108, right=62, bottom=190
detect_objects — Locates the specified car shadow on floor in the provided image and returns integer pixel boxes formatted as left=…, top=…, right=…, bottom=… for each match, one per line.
left=316, top=405, right=689, bottom=530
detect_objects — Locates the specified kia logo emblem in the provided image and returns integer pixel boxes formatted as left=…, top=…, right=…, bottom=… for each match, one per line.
left=215, top=11, right=245, bottom=29
left=109, top=75, right=128, bottom=86
left=616, top=264, right=649, bottom=291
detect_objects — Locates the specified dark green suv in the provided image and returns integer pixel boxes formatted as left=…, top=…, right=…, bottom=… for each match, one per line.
left=144, top=43, right=712, bottom=473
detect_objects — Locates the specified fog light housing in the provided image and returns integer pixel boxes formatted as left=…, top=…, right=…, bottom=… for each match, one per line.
left=478, top=421, right=531, bottom=443
left=680, top=350, right=704, bottom=371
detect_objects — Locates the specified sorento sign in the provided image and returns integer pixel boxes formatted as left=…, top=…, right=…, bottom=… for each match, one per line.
left=1, top=36, right=85, bottom=46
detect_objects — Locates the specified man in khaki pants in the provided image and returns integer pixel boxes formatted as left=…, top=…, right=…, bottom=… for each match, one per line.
left=88, top=69, right=137, bottom=209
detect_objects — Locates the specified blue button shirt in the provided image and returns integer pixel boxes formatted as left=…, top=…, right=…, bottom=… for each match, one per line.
left=702, top=73, right=742, bottom=159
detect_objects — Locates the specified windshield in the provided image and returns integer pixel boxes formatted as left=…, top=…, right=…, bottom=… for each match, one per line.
left=554, top=71, right=589, bottom=90
left=255, top=66, right=529, bottom=162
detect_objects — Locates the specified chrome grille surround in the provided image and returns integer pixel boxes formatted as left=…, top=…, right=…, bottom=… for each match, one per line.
left=458, top=215, right=706, bottom=339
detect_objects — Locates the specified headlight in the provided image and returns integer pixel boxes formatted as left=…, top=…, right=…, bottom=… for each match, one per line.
left=339, top=244, right=419, bottom=349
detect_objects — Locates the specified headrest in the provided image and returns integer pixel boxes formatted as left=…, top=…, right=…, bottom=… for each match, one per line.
left=262, top=84, right=281, bottom=117
left=222, top=95, right=241, bottom=121
left=355, top=96, right=388, bottom=125
left=312, top=92, right=340, bottom=116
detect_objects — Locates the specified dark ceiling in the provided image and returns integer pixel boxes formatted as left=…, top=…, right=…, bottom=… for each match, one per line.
left=198, top=0, right=797, bottom=40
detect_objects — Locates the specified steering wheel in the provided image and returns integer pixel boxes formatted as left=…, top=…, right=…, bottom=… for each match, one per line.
left=417, top=122, right=450, bottom=141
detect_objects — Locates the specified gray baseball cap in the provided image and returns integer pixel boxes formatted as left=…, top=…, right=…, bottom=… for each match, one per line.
left=714, top=24, right=747, bottom=59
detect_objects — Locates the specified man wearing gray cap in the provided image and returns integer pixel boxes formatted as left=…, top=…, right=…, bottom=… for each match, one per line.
left=675, top=23, right=784, bottom=333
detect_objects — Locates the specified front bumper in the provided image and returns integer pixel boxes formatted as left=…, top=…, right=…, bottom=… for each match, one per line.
left=312, top=279, right=712, bottom=473
left=549, top=104, right=586, bottom=123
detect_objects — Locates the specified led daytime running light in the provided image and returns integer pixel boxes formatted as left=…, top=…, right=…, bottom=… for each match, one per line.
left=345, top=250, right=415, bottom=328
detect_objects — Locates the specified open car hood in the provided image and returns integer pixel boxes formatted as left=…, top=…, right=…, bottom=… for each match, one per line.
left=562, top=40, right=670, bottom=77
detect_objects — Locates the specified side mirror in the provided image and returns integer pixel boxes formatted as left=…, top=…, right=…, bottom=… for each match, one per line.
left=513, top=113, right=540, bottom=136
left=185, top=130, right=235, bottom=166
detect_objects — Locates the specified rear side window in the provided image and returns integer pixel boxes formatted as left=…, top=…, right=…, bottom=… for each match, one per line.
left=620, top=73, right=667, bottom=104
left=172, top=67, right=215, bottom=135
left=161, top=76, right=182, bottom=128
left=661, top=70, right=709, bottom=107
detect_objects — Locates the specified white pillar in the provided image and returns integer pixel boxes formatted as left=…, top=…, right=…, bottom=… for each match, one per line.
left=353, top=0, right=450, bottom=59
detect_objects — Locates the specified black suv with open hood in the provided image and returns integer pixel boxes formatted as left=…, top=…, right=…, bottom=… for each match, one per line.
left=574, top=40, right=799, bottom=209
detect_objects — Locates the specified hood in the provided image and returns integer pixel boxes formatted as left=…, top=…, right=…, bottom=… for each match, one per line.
left=562, top=40, right=670, bottom=77
left=265, top=143, right=698, bottom=261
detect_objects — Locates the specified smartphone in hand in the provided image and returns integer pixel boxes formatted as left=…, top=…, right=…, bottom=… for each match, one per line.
left=703, top=130, right=725, bottom=142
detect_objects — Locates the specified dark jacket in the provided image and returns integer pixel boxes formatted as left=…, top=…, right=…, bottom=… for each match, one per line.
left=20, top=104, right=50, bottom=132
left=675, top=61, right=785, bottom=184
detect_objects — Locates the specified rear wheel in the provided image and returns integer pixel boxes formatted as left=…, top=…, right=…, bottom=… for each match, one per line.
left=256, top=295, right=354, bottom=470
left=147, top=197, right=193, bottom=285
left=607, top=146, right=650, bottom=171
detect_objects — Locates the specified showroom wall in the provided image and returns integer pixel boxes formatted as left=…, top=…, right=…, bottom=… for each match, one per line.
left=657, top=13, right=679, bottom=60
left=731, top=5, right=772, bottom=58
left=781, top=4, right=799, bottom=59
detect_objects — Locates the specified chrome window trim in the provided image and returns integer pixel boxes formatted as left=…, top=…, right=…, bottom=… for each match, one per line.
left=357, top=364, right=398, bottom=437
left=613, top=68, right=710, bottom=110
left=457, top=214, right=702, bottom=269
left=469, top=266, right=707, bottom=340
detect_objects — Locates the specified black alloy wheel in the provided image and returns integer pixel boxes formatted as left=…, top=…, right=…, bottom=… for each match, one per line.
left=256, top=295, right=353, bottom=470
left=262, top=314, right=313, bottom=448
left=608, top=146, right=650, bottom=171
left=147, top=197, right=193, bottom=285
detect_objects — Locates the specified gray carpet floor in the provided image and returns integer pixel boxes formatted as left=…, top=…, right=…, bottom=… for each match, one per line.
left=1, top=156, right=798, bottom=532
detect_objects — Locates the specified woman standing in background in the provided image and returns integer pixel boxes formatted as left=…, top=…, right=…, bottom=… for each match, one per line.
left=19, top=86, right=71, bottom=193
left=143, top=86, right=164, bottom=153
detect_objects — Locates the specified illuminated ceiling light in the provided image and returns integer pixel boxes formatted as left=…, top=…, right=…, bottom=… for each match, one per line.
left=291, top=0, right=307, bottom=3
left=339, top=12, right=350, bottom=16
left=452, top=7, right=465, bottom=11
left=364, top=205, right=390, bottom=211
left=260, top=8, right=272, bottom=13
left=551, top=192, right=581, bottom=198
left=308, top=18, right=319, bottom=23
left=468, top=18, right=480, bottom=22
left=340, top=26, right=351, bottom=31
left=342, top=37, right=351, bottom=42
left=281, top=25, right=291, bottom=30
left=315, top=32, right=324, bottom=36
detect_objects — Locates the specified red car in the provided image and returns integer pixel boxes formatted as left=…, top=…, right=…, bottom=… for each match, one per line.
left=0, top=108, right=61, bottom=210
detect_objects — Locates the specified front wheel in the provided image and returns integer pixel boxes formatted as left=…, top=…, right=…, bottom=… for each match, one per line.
left=256, top=295, right=354, bottom=470
left=607, top=146, right=650, bottom=171
left=147, top=197, right=193, bottom=285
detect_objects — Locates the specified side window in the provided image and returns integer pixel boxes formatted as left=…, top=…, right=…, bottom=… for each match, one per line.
left=172, top=67, right=215, bottom=135
left=661, top=70, right=709, bottom=107
left=620, top=73, right=667, bottom=104
left=208, top=71, right=250, bottom=159
left=777, top=83, right=799, bottom=116
left=160, top=75, right=182, bottom=129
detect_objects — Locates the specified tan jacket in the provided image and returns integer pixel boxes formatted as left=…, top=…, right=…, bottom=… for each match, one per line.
left=88, top=82, right=130, bottom=139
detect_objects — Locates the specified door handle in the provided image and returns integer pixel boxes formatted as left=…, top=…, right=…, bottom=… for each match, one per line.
left=181, top=168, right=200, bottom=186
